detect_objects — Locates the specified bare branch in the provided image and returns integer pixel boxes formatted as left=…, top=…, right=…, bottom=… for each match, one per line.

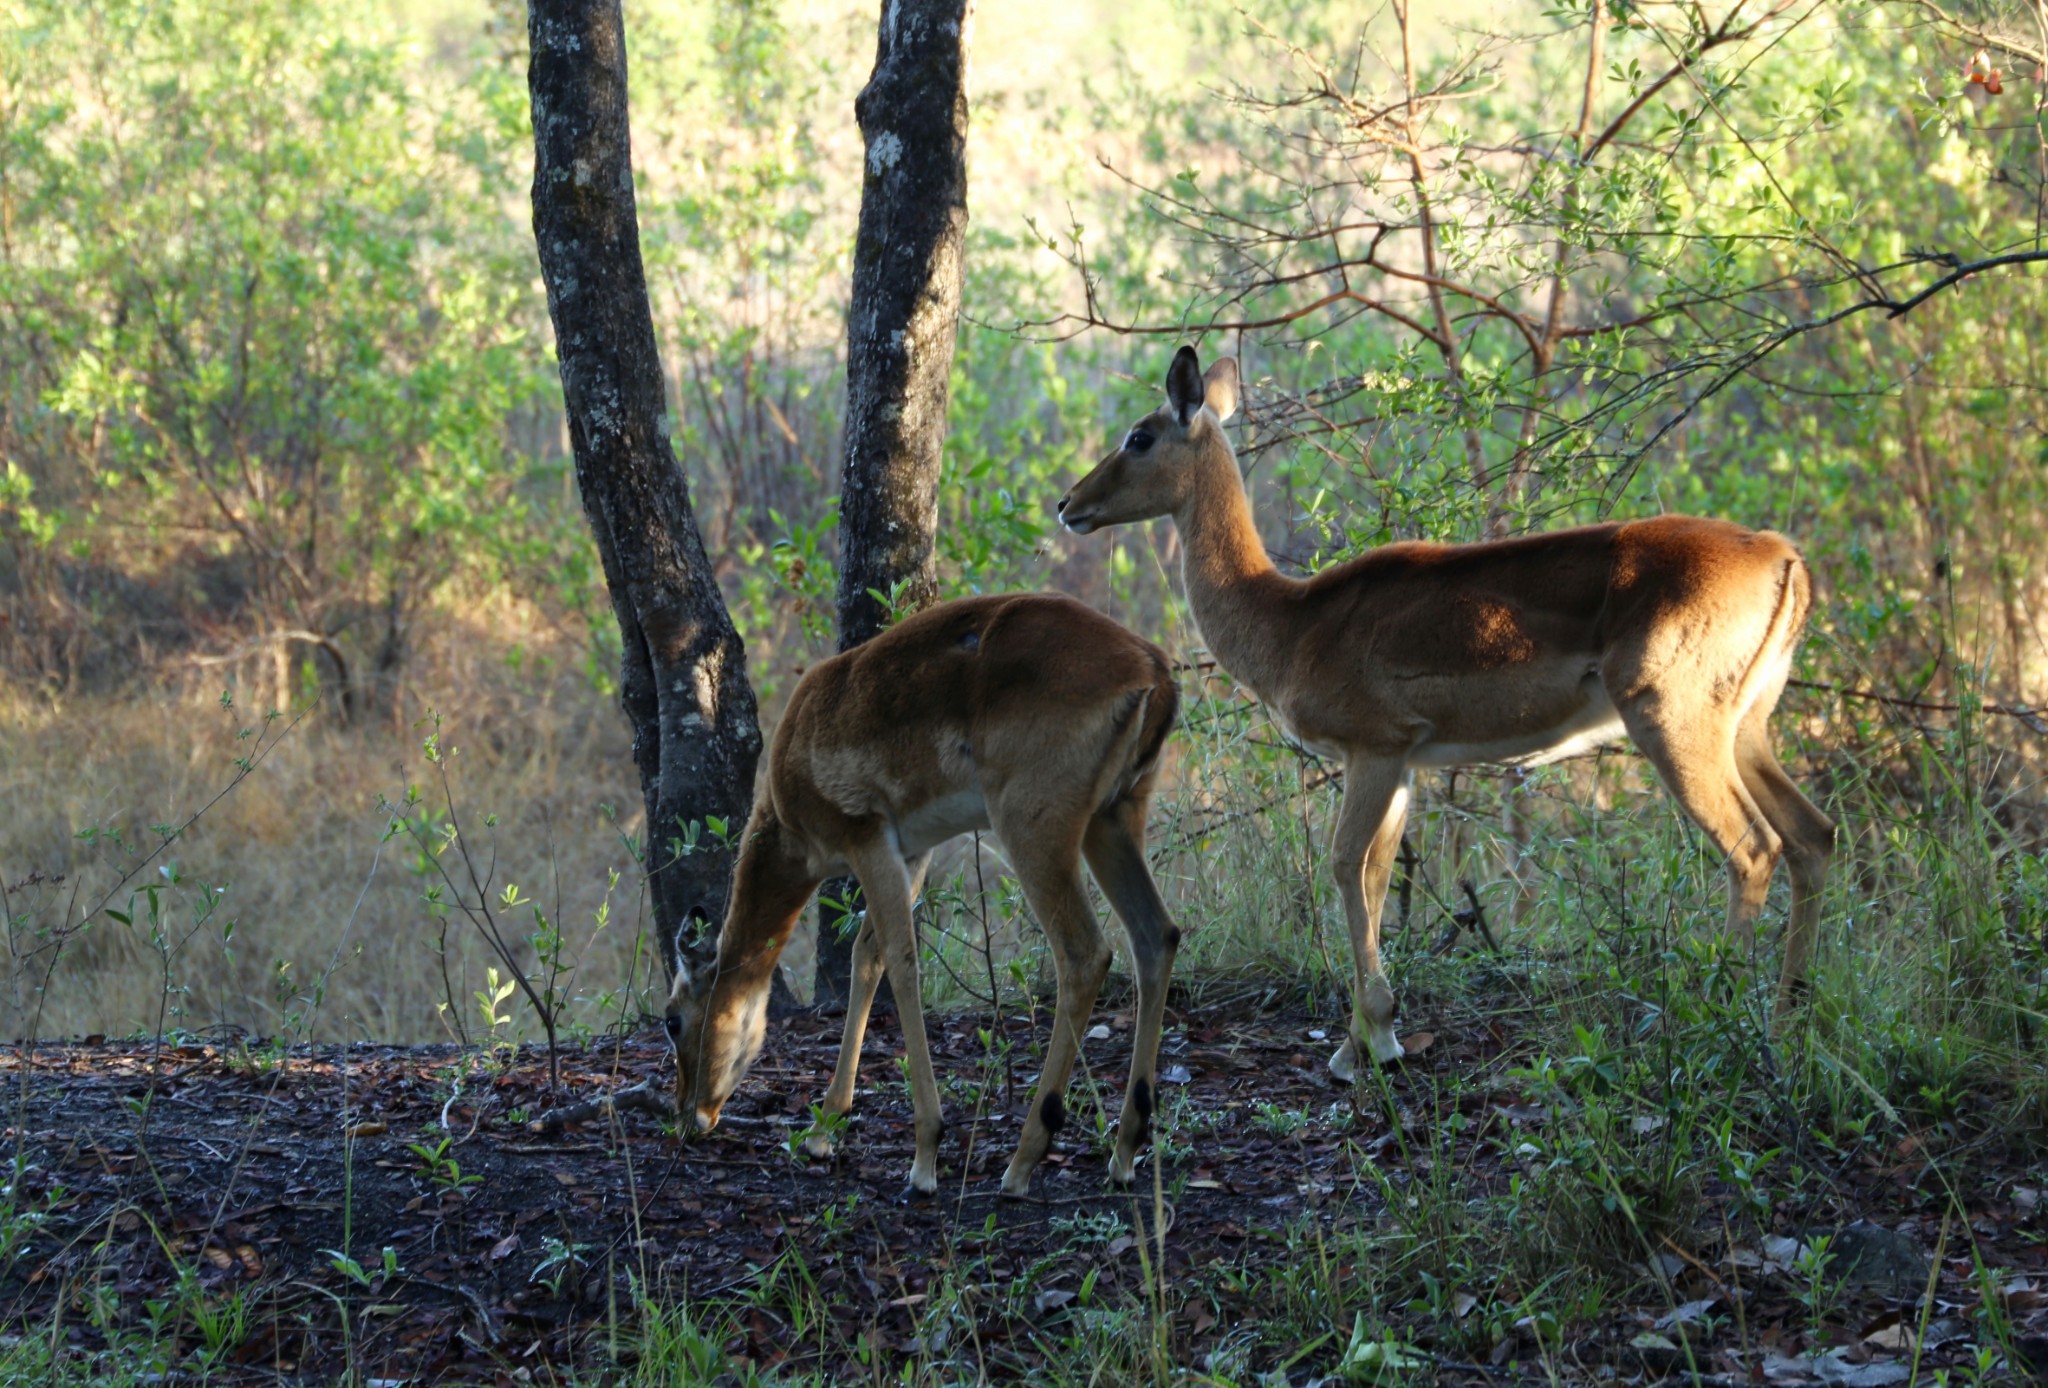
left=1899, top=0, right=2048, bottom=69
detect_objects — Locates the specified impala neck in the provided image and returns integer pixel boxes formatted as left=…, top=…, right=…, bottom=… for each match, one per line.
left=1173, top=443, right=1299, bottom=699
left=711, top=809, right=817, bottom=995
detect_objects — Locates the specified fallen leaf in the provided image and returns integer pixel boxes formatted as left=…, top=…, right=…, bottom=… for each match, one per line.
left=1773, top=1349, right=1910, bottom=1387
left=1921, top=1317, right=1970, bottom=1350
left=1814, top=1356, right=1909, bottom=1387
left=1763, top=1234, right=1807, bottom=1270
left=1034, top=1289, right=1075, bottom=1315
left=1646, top=1252, right=1686, bottom=1280
left=1160, top=1065, right=1192, bottom=1085
left=1401, top=1031, right=1435, bottom=1056
left=204, top=1245, right=233, bottom=1270
left=1085, top=1024, right=1110, bottom=1041
left=344, top=1120, right=388, bottom=1139
left=1656, top=1296, right=1719, bottom=1329
left=490, top=1232, right=520, bottom=1261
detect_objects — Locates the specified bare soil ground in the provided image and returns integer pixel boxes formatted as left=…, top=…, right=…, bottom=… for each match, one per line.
left=3, top=987, right=2045, bottom=1384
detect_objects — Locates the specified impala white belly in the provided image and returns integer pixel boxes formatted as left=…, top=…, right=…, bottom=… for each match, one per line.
left=890, top=787, right=993, bottom=858
left=1409, top=685, right=1626, bottom=770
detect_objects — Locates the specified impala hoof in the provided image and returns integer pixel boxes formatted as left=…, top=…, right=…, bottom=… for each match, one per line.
left=1329, top=1036, right=1360, bottom=1083
left=1366, top=1023, right=1404, bottom=1067
left=1331, top=1029, right=1404, bottom=1081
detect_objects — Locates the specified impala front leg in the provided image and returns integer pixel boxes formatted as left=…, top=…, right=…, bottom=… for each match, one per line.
left=1329, top=764, right=1410, bottom=1081
left=844, top=848, right=943, bottom=1193
left=810, top=916, right=884, bottom=1159
left=816, top=854, right=930, bottom=1160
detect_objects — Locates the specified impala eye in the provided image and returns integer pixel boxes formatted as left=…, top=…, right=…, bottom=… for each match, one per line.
left=1124, top=429, right=1155, bottom=453
left=663, top=1014, right=682, bottom=1038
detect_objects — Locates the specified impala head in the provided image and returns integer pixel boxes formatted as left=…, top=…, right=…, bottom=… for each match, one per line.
left=1058, top=345, right=1240, bottom=534
left=664, top=814, right=813, bottom=1134
left=664, top=934, right=767, bottom=1135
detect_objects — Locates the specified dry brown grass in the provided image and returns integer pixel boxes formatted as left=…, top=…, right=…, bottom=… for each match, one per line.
left=0, top=616, right=656, bottom=1045
left=7, top=582, right=1923, bottom=1056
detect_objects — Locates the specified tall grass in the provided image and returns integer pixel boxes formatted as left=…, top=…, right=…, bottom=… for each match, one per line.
left=0, top=609, right=650, bottom=1045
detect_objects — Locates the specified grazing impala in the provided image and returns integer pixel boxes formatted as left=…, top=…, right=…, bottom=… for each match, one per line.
left=665, top=592, right=1182, bottom=1195
left=1059, top=346, right=1834, bottom=1079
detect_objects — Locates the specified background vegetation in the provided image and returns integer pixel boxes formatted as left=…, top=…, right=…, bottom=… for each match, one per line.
left=3, top=0, right=2047, bottom=1380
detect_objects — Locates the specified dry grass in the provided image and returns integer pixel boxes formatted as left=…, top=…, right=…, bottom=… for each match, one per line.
left=0, top=617, right=653, bottom=1045
left=0, top=618, right=1715, bottom=1048
left=10, top=577, right=2040, bottom=1110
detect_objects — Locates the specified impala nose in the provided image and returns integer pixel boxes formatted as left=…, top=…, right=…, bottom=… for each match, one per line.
left=1056, top=495, right=1068, bottom=515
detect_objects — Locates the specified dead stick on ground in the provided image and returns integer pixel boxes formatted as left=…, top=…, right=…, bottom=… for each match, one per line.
left=529, top=1080, right=674, bottom=1132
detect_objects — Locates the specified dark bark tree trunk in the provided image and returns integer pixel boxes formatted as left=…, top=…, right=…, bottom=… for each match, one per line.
left=816, top=0, right=974, bottom=1007
left=527, top=0, right=763, bottom=981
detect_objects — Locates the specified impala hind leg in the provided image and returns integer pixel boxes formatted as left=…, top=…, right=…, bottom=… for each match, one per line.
left=1735, top=718, right=1835, bottom=1015
left=1082, top=793, right=1180, bottom=1185
left=998, top=831, right=1112, bottom=1197
left=1624, top=711, right=1783, bottom=981
left=1330, top=764, right=1411, bottom=1081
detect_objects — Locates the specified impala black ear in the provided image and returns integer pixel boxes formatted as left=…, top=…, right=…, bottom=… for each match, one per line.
left=674, top=920, right=718, bottom=998
left=1165, top=345, right=1206, bottom=427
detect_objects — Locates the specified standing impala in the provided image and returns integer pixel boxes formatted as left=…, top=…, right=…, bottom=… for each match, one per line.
left=665, top=592, right=1182, bottom=1195
left=1059, top=346, right=1834, bottom=1079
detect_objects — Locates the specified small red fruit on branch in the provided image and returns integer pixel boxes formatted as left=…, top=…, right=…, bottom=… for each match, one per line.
left=1962, top=48, right=2004, bottom=96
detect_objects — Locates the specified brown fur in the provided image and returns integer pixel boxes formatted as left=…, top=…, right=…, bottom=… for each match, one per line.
left=1060, top=346, right=1835, bottom=1076
left=666, top=592, right=1183, bottom=1195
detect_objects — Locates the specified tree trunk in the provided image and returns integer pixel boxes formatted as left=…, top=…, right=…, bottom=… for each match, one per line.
left=527, top=0, right=763, bottom=981
left=817, top=0, right=974, bottom=1006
